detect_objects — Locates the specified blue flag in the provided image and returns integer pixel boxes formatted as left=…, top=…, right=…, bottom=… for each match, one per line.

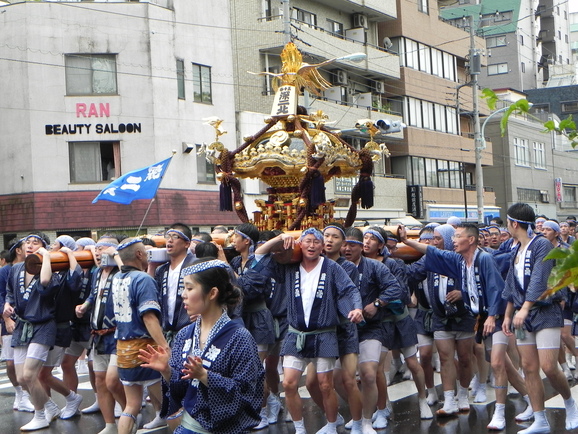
left=92, top=157, right=172, bottom=204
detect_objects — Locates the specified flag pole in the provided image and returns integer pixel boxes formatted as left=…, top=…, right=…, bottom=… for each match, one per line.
left=135, top=151, right=176, bottom=237
left=136, top=198, right=156, bottom=237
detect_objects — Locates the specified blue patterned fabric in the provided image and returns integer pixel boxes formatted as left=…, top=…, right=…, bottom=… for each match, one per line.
left=230, top=255, right=274, bottom=346
left=162, top=320, right=263, bottom=434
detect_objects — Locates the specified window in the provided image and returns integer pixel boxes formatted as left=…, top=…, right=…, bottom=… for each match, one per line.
left=562, top=101, right=578, bottom=113
left=488, top=63, right=508, bottom=75
left=196, top=145, right=216, bottom=183
left=514, top=137, right=530, bottom=166
left=293, top=8, right=316, bottom=26
left=192, top=63, right=212, bottom=104
left=487, top=35, right=507, bottom=48
left=418, top=0, right=428, bottom=14
left=533, top=141, right=546, bottom=169
left=520, top=35, right=524, bottom=46
left=487, top=63, right=508, bottom=75
left=425, top=158, right=438, bottom=187
left=326, top=19, right=344, bottom=37
left=521, top=62, right=525, bottom=73
left=177, top=59, right=185, bottom=99
left=69, top=141, right=120, bottom=183
left=564, top=186, right=576, bottom=204
left=409, top=157, right=463, bottom=189
left=65, top=54, right=117, bottom=95
left=558, top=30, right=562, bottom=40
left=517, top=188, right=541, bottom=202
left=566, top=34, right=569, bottom=43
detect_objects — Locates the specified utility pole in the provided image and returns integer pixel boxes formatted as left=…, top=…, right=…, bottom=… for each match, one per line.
left=469, top=15, right=484, bottom=224
left=282, top=0, right=291, bottom=44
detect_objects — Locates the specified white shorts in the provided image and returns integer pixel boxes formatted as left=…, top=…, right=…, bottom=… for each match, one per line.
left=64, top=340, right=90, bottom=357
left=283, top=355, right=335, bottom=373
left=434, top=331, right=475, bottom=341
left=92, top=352, right=118, bottom=373
left=417, top=333, right=434, bottom=348
left=13, top=343, right=50, bottom=364
left=120, top=377, right=161, bottom=387
left=565, top=319, right=573, bottom=327
left=257, top=344, right=269, bottom=353
left=359, top=339, right=382, bottom=364
left=484, top=330, right=509, bottom=352
left=400, top=344, right=418, bottom=359
left=517, top=327, right=561, bottom=350
left=44, top=346, right=65, bottom=368
left=1, top=335, right=14, bottom=361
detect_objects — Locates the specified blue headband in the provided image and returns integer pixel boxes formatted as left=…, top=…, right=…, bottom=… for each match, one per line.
left=191, top=238, right=205, bottom=243
left=543, top=221, right=561, bottom=233
left=96, top=240, right=119, bottom=248
left=344, top=239, right=364, bottom=245
left=387, top=237, right=399, bottom=244
left=9, top=237, right=26, bottom=253
left=419, top=233, right=433, bottom=240
left=25, top=234, right=47, bottom=247
left=507, top=215, right=534, bottom=225
left=166, top=229, right=191, bottom=242
left=182, top=259, right=230, bottom=276
left=364, top=229, right=385, bottom=244
left=117, top=238, right=143, bottom=251
left=535, top=217, right=546, bottom=223
left=300, top=228, right=324, bottom=241
left=324, top=225, right=346, bottom=239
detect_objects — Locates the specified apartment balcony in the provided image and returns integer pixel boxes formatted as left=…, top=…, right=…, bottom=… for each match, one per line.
left=314, top=0, right=397, bottom=20
left=257, top=17, right=400, bottom=80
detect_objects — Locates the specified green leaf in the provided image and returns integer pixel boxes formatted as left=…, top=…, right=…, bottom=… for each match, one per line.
left=545, top=248, right=570, bottom=260
left=482, top=88, right=499, bottom=110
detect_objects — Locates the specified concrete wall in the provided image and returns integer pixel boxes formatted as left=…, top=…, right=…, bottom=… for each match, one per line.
left=0, top=0, right=236, bottom=196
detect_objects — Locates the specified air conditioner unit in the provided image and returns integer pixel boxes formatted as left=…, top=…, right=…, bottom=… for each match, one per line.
left=333, top=70, right=348, bottom=86
left=374, top=81, right=386, bottom=94
left=353, top=14, right=368, bottom=29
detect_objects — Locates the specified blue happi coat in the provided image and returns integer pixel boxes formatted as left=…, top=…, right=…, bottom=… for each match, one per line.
left=161, top=318, right=264, bottom=434
left=256, top=256, right=362, bottom=358
left=502, top=235, right=561, bottom=332
left=6, top=262, right=60, bottom=347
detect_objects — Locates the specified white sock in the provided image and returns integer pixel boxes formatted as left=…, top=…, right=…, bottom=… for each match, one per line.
left=427, top=387, right=436, bottom=396
left=65, top=391, right=77, bottom=403
left=494, top=403, right=505, bottom=417
left=534, top=410, right=547, bottom=423
left=293, top=419, right=304, bottom=428
left=444, top=390, right=455, bottom=401
left=458, top=384, right=468, bottom=398
left=523, top=394, right=532, bottom=405
left=565, top=396, right=576, bottom=410
left=352, top=419, right=362, bottom=429
left=562, top=362, right=570, bottom=370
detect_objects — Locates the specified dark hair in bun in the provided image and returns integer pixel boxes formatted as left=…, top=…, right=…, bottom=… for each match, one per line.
left=189, top=260, right=241, bottom=308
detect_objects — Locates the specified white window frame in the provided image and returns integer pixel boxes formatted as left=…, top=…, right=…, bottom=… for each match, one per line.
left=488, top=63, right=508, bottom=75
left=65, top=54, right=117, bottom=96
left=533, top=141, right=546, bottom=169
left=514, top=137, right=530, bottom=166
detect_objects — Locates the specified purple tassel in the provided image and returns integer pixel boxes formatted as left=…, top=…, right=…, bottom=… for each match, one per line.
left=220, top=182, right=233, bottom=211
left=359, top=176, right=374, bottom=209
left=310, top=170, right=326, bottom=210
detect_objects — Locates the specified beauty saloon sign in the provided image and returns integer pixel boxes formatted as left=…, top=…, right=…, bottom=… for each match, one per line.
left=45, top=103, right=142, bottom=135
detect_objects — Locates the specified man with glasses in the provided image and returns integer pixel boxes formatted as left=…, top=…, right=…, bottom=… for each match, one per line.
left=487, top=225, right=503, bottom=250
left=146, top=223, right=196, bottom=429
left=255, top=228, right=363, bottom=434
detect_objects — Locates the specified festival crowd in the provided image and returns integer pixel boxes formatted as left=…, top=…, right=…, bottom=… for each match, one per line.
left=1, top=202, right=578, bottom=434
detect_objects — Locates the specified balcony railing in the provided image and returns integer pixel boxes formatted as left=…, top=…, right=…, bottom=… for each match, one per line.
left=258, top=15, right=394, bottom=54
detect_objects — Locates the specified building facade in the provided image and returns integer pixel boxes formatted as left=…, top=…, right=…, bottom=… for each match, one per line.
left=0, top=0, right=241, bottom=247
left=230, top=0, right=411, bottom=224
left=380, top=0, right=497, bottom=222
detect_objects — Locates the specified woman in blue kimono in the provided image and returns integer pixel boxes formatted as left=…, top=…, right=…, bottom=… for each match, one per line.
left=138, top=259, right=264, bottom=434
